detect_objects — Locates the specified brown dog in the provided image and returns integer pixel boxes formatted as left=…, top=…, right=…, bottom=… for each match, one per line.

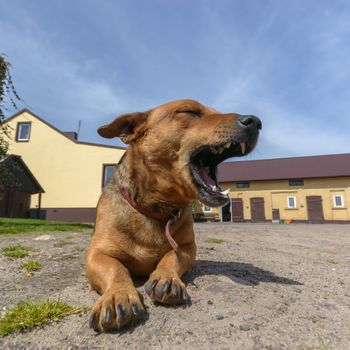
left=86, top=99, right=261, bottom=332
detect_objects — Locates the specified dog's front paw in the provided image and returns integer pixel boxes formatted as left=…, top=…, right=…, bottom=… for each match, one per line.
left=89, top=288, right=144, bottom=332
left=144, top=270, right=190, bottom=305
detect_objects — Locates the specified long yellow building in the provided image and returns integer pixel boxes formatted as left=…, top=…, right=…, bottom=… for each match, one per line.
left=208, top=154, right=350, bottom=223
left=1, top=109, right=125, bottom=221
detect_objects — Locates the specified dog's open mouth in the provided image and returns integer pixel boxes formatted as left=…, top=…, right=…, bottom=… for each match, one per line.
left=189, top=140, right=251, bottom=207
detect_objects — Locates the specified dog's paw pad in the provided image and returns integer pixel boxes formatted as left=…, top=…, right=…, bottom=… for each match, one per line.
left=144, top=274, right=190, bottom=305
left=89, top=289, right=145, bottom=332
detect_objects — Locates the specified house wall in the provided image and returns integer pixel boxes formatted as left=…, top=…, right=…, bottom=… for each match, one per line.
left=214, top=177, right=350, bottom=222
left=6, top=111, right=125, bottom=216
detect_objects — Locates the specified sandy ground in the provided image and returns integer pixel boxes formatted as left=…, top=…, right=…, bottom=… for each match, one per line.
left=0, top=222, right=350, bottom=350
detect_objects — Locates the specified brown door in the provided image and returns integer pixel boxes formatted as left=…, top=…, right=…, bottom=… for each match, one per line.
left=221, top=202, right=231, bottom=222
left=0, top=190, right=9, bottom=217
left=272, top=208, right=280, bottom=221
left=306, top=196, right=324, bottom=224
left=231, top=198, right=244, bottom=222
left=3, top=189, right=30, bottom=218
left=250, top=197, right=265, bottom=222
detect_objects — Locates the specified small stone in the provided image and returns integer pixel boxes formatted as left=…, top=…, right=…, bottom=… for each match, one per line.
left=207, top=300, right=213, bottom=305
left=239, top=324, right=251, bottom=331
left=215, top=314, right=224, bottom=320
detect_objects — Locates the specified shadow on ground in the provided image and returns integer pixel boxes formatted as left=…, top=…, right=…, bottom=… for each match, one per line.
left=184, top=259, right=303, bottom=286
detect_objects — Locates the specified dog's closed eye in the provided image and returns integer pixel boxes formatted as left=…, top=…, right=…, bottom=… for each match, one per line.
left=180, top=110, right=201, bottom=118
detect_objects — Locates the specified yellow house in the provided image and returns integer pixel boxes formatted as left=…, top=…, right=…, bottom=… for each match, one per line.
left=206, top=154, right=350, bottom=223
left=2, top=109, right=349, bottom=224
left=2, top=109, right=125, bottom=221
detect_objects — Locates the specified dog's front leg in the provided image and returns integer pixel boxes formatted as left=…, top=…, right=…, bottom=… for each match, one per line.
left=86, top=252, right=144, bottom=332
left=144, top=242, right=196, bottom=304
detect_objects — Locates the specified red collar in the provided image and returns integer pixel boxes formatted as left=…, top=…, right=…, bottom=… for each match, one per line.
left=118, top=187, right=181, bottom=250
left=119, top=187, right=173, bottom=222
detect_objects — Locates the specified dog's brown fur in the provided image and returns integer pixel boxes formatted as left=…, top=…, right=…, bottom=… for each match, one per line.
left=86, top=99, right=259, bottom=332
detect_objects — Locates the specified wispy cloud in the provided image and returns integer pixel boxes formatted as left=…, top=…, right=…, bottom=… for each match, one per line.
left=0, top=13, right=127, bottom=144
left=209, top=1, right=350, bottom=158
left=1, top=0, right=350, bottom=157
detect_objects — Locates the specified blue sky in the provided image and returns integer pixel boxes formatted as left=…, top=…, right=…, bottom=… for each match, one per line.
left=1, top=0, right=350, bottom=159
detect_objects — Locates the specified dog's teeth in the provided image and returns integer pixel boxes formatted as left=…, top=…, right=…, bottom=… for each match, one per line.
left=210, top=147, right=217, bottom=154
left=220, top=189, right=230, bottom=196
left=210, top=185, right=217, bottom=192
left=217, top=147, right=224, bottom=154
left=225, top=142, right=231, bottom=149
left=240, top=142, right=246, bottom=154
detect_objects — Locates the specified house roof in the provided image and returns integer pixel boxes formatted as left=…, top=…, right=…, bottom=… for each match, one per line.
left=218, top=153, right=350, bottom=182
left=0, top=155, right=44, bottom=193
left=4, top=108, right=126, bottom=150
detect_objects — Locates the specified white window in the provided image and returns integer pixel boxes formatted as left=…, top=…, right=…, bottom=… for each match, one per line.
left=103, top=164, right=117, bottom=186
left=16, top=122, right=31, bottom=141
left=203, top=205, right=212, bottom=213
left=333, top=195, right=344, bottom=208
left=287, top=196, right=297, bottom=208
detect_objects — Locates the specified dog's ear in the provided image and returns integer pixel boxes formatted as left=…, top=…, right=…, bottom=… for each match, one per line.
left=98, top=112, right=149, bottom=143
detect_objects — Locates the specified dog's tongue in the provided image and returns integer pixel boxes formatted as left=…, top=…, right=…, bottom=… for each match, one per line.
left=198, top=167, right=216, bottom=187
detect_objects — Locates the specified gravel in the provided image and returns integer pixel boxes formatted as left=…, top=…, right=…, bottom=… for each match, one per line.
left=0, top=223, right=349, bottom=349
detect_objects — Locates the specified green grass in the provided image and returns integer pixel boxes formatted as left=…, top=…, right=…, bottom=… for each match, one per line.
left=19, top=260, right=42, bottom=271
left=205, top=238, right=225, bottom=244
left=54, top=239, right=73, bottom=247
left=0, top=218, right=93, bottom=235
left=64, top=235, right=75, bottom=239
left=72, top=246, right=85, bottom=252
left=1, top=244, right=38, bottom=258
left=0, top=299, right=86, bottom=337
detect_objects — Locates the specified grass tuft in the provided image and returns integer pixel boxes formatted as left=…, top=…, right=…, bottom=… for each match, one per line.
left=72, top=246, right=85, bottom=252
left=0, top=299, right=86, bottom=337
left=54, top=239, right=73, bottom=247
left=19, top=260, right=42, bottom=271
left=205, top=238, right=225, bottom=244
left=0, top=217, right=93, bottom=235
left=1, top=244, right=38, bottom=258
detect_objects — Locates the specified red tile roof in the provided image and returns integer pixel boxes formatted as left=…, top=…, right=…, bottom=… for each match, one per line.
left=218, top=153, right=350, bottom=182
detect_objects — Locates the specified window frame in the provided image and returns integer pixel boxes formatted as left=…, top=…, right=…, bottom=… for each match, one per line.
left=289, top=179, right=304, bottom=187
left=333, top=195, right=344, bottom=208
left=236, top=182, right=250, bottom=188
left=203, top=205, right=212, bottom=213
left=287, top=196, right=297, bottom=208
left=102, top=164, right=117, bottom=187
left=16, top=122, right=31, bottom=142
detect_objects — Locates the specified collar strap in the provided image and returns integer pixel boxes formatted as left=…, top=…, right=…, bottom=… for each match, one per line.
left=119, top=187, right=171, bottom=222
left=118, top=187, right=180, bottom=250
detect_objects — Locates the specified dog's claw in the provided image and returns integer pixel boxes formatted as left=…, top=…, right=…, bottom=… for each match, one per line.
left=104, top=306, right=112, bottom=324
left=151, top=279, right=158, bottom=289
left=89, top=313, right=95, bottom=328
left=116, top=304, right=123, bottom=321
left=89, top=311, right=101, bottom=332
left=144, top=279, right=158, bottom=296
left=182, top=288, right=191, bottom=301
left=162, top=281, right=170, bottom=294
left=171, top=283, right=179, bottom=298
left=131, top=303, right=139, bottom=316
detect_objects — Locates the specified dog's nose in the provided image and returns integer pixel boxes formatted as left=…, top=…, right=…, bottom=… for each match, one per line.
left=237, top=115, right=262, bottom=130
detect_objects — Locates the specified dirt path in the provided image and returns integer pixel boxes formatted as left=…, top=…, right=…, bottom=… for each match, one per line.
left=0, top=223, right=349, bottom=349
